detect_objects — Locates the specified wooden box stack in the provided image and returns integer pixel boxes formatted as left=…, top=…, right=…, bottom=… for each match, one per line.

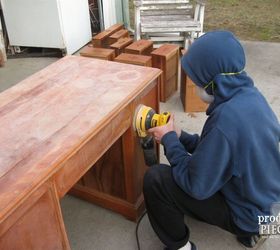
left=92, top=23, right=124, bottom=48
left=124, top=39, right=153, bottom=56
left=108, top=29, right=129, bottom=45
left=114, top=53, right=152, bottom=67
left=110, top=37, right=133, bottom=56
left=80, top=46, right=115, bottom=61
left=151, top=44, right=179, bottom=102
left=180, top=49, right=208, bottom=112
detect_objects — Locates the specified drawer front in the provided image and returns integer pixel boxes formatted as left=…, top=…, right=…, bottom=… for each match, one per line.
left=165, top=74, right=177, bottom=100
left=165, top=53, right=178, bottom=80
left=0, top=182, right=69, bottom=250
left=54, top=105, right=131, bottom=198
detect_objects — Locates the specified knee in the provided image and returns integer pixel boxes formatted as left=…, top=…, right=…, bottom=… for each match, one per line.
left=143, top=164, right=171, bottom=194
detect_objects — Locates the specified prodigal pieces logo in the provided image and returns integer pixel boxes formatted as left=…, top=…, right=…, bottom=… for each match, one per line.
left=258, top=202, right=280, bottom=238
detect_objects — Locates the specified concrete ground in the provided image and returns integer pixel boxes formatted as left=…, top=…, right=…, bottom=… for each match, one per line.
left=0, top=41, right=279, bottom=250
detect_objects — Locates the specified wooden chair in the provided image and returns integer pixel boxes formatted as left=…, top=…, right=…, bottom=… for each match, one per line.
left=134, top=0, right=206, bottom=48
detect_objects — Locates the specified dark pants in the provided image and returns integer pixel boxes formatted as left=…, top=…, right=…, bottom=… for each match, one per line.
left=143, top=164, right=256, bottom=250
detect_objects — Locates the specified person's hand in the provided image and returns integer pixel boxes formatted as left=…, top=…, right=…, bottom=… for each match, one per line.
left=148, top=114, right=178, bottom=143
left=175, top=124, right=182, bottom=138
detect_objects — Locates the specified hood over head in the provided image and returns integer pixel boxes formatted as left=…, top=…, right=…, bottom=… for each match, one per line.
left=181, top=30, right=254, bottom=114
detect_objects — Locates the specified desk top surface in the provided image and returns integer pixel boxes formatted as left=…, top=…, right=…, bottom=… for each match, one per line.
left=0, top=56, right=160, bottom=217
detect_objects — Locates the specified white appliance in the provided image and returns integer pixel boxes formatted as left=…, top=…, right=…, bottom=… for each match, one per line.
left=99, top=0, right=131, bottom=31
left=1, top=0, right=92, bottom=55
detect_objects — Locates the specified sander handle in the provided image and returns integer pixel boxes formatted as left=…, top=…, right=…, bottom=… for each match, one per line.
left=141, top=136, right=158, bottom=167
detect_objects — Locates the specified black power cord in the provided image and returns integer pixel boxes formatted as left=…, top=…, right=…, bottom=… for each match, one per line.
left=135, top=210, right=148, bottom=250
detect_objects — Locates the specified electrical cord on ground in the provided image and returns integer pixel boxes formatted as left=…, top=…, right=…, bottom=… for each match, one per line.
left=135, top=210, right=147, bottom=250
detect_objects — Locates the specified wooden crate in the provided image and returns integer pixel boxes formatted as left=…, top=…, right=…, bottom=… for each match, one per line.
left=151, top=44, right=179, bottom=102
left=80, top=46, right=115, bottom=61
left=180, top=49, right=208, bottom=112
left=108, top=29, right=129, bottom=45
left=92, top=23, right=124, bottom=48
left=110, top=37, right=133, bottom=56
left=124, top=39, right=153, bottom=56
left=114, top=53, right=152, bottom=67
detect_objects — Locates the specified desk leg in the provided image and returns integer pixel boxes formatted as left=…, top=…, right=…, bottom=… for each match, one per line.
left=0, top=182, right=70, bottom=250
left=70, top=82, right=159, bottom=221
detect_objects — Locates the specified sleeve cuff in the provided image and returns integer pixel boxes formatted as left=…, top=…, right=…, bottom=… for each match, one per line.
left=161, top=131, right=178, bottom=146
left=179, top=131, right=195, bottom=143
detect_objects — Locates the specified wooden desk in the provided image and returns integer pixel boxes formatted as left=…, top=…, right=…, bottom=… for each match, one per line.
left=0, top=56, right=161, bottom=249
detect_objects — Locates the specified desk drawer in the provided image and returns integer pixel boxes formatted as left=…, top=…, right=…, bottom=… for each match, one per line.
left=54, top=105, right=131, bottom=198
left=165, top=53, right=178, bottom=80
left=0, top=182, right=69, bottom=249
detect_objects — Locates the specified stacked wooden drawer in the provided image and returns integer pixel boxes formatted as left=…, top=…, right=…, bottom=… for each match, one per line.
left=114, top=53, right=152, bottom=67
left=180, top=49, right=208, bottom=112
left=92, top=23, right=124, bottom=48
left=80, top=46, right=115, bottom=61
left=108, top=29, right=129, bottom=44
left=151, top=44, right=179, bottom=102
left=125, top=39, right=153, bottom=56
left=110, top=37, right=134, bottom=56
left=83, top=23, right=133, bottom=60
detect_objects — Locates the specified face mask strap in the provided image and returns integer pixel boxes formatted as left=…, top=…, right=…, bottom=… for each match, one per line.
left=220, top=69, right=244, bottom=76
left=204, top=80, right=215, bottom=94
left=203, top=69, right=244, bottom=94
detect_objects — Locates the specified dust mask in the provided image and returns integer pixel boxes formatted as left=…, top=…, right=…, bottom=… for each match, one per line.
left=195, top=86, right=214, bottom=104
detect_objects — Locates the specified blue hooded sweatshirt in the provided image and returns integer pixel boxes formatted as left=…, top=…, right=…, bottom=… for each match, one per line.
left=161, top=31, right=280, bottom=233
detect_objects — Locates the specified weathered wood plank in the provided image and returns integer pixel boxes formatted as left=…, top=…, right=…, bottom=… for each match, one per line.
left=142, top=26, right=201, bottom=32
left=141, top=0, right=190, bottom=4
left=142, top=15, right=191, bottom=21
left=150, top=36, right=185, bottom=42
left=142, top=20, right=200, bottom=28
left=140, top=9, right=191, bottom=16
left=140, top=4, right=192, bottom=10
